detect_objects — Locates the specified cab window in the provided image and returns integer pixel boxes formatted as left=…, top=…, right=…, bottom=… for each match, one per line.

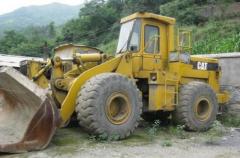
left=144, top=25, right=159, bottom=53
left=128, top=19, right=141, bottom=52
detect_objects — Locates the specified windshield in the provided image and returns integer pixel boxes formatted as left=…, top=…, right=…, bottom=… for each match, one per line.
left=116, top=19, right=141, bottom=54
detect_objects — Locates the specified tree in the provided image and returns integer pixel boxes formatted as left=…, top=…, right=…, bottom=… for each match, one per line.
left=48, top=22, right=56, bottom=39
left=122, top=0, right=167, bottom=15
left=0, top=30, right=27, bottom=54
left=62, top=0, right=120, bottom=46
left=160, top=0, right=208, bottom=25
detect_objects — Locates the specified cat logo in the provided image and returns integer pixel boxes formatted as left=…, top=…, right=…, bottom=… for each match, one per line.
left=197, top=62, right=208, bottom=70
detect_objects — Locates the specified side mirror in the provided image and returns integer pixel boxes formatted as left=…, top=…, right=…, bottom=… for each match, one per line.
left=129, top=45, right=138, bottom=52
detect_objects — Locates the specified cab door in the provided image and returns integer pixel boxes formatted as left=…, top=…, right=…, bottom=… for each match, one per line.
left=142, top=20, right=167, bottom=71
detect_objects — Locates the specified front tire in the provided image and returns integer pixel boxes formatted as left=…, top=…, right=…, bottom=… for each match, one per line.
left=76, top=73, right=142, bottom=139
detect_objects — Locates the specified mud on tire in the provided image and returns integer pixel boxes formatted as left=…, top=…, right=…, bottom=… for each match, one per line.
left=75, top=73, right=142, bottom=139
left=173, top=81, right=218, bottom=131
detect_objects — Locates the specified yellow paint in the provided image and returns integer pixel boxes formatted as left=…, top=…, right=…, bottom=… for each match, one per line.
left=105, top=92, right=132, bottom=125
left=149, top=84, right=175, bottom=111
left=24, top=60, right=49, bottom=89
left=116, top=53, right=133, bottom=78
left=74, top=53, right=106, bottom=63
left=194, top=97, right=212, bottom=122
left=121, top=12, right=176, bottom=25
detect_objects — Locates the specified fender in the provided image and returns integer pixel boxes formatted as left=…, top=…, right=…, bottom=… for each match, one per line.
left=60, top=55, right=123, bottom=124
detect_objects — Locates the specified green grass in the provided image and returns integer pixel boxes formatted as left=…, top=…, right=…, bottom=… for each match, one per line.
left=204, top=121, right=227, bottom=145
left=218, top=114, right=240, bottom=127
left=190, top=19, right=240, bottom=54
left=147, top=120, right=161, bottom=141
left=146, top=120, right=191, bottom=141
left=161, top=139, right=173, bottom=147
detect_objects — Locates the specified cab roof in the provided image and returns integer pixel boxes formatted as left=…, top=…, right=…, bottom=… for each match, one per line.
left=120, top=12, right=176, bottom=25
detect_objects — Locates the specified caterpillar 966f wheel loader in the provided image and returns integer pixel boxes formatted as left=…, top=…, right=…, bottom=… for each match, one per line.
left=0, top=12, right=229, bottom=153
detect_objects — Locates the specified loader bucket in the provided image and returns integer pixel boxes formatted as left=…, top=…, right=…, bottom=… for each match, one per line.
left=0, top=67, right=59, bottom=153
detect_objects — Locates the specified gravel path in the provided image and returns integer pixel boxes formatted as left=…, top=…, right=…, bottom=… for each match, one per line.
left=0, top=125, right=239, bottom=158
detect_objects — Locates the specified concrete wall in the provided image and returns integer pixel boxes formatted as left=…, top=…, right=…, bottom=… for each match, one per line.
left=219, top=58, right=240, bottom=86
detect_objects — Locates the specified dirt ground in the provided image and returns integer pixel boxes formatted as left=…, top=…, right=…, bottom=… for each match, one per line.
left=1, top=121, right=240, bottom=158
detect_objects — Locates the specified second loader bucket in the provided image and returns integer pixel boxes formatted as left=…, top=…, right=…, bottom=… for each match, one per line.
left=0, top=67, right=59, bottom=153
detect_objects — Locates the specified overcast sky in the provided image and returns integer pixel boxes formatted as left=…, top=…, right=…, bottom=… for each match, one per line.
left=0, top=0, right=85, bottom=15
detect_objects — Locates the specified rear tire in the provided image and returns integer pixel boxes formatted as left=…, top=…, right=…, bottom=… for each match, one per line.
left=173, top=81, right=218, bottom=131
left=76, top=73, right=142, bottom=139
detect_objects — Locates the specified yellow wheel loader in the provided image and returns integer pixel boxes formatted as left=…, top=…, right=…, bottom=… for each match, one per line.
left=0, top=12, right=229, bottom=153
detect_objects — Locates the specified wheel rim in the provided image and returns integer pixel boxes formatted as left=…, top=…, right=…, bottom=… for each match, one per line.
left=194, top=98, right=212, bottom=122
left=106, top=92, right=131, bottom=125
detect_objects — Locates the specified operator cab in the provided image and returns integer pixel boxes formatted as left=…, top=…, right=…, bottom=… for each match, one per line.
left=116, top=12, right=176, bottom=55
left=116, top=12, right=176, bottom=71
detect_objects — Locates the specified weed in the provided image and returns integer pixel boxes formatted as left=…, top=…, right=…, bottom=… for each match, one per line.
left=167, top=125, right=189, bottom=139
left=218, top=114, right=240, bottom=127
left=205, top=121, right=226, bottom=145
left=89, top=133, right=120, bottom=142
left=161, top=139, right=173, bottom=147
left=147, top=120, right=160, bottom=141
